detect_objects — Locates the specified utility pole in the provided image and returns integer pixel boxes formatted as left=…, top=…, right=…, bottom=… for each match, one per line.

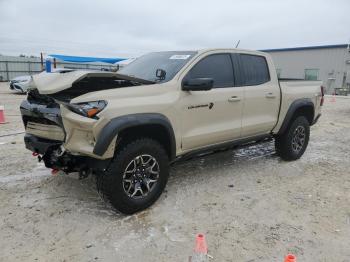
left=40, top=52, right=44, bottom=71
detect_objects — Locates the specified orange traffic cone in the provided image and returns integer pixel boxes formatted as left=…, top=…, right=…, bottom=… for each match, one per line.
left=194, top=234, right=208, bottom=254
left=189, top=234, right=208, bottom=262
left=0, top=105, right=6, bottom=124
left=284, top=254, right=296, bottom=262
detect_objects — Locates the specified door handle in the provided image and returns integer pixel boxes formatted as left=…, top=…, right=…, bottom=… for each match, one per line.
left=265, top=92, right=276, bottom=98
left=228, top=96, right=241, bottom=102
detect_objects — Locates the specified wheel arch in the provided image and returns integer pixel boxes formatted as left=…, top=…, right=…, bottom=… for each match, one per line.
left=277, top=98, right=314, bottom=135
left=93, top=113, right=176, bottom=160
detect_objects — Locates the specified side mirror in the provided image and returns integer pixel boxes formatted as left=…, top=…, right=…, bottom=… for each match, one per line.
left=182, top=78, right=213, bottom=91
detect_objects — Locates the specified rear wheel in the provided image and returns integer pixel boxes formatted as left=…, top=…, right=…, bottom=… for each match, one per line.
left=97, top=138, right=169, bottom=214
left=275, top=116, right=310, bottom=161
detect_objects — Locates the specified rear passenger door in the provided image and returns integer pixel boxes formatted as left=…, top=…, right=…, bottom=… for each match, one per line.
left=180, top=53, right=244, bottom=151
left=236, top=54, right=280, bottom=137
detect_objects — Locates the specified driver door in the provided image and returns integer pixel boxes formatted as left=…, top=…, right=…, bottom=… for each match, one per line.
left=179, top=53, right=244, bottom=151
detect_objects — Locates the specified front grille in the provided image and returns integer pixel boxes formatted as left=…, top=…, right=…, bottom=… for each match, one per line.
left=22, top=115, right=59, bottom=128
left=26, top=121, right=65, bottom=141
left=21, top=93, right=62, bottom=129
left=20, top=89, right=65, bottom=141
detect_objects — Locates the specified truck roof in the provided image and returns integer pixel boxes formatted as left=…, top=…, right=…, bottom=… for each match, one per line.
left=197, top=48, right=268, bottom=56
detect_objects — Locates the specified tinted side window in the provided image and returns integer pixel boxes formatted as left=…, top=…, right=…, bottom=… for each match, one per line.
left=186, top=54, right=234, bottom=88
left=240, top=54, right=270, bottom=85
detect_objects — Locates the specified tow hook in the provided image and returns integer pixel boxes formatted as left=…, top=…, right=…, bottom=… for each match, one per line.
left=32, top=152, right=43, bottom=162
left=51, top=169, right=59, bottom=175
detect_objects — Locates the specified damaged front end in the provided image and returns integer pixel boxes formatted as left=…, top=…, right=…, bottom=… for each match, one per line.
left=20, top=70, right=153, bottom=175
left=20, top=89, right=108, bottom=175
left=21, top=89, right=63, bottom=155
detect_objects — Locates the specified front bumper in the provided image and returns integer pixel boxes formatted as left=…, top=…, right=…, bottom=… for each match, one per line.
left=24, top=133, right=110, bottom=172
left=24, top=134, right=61, bottom=154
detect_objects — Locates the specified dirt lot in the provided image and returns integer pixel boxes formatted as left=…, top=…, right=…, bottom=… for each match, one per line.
left=0, top=82, right=349, bottom=262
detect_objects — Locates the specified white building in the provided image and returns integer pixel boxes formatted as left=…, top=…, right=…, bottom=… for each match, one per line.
left=264, top=44, right=350, bottom=95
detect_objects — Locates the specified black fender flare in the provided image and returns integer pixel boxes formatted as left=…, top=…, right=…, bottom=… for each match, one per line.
left=277, top=98, right=314, bottom=135
left=93, top=113, right=176, bottom=159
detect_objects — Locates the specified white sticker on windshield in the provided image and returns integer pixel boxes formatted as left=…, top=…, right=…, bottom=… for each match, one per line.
left=169, top=55, right=191, bottom=60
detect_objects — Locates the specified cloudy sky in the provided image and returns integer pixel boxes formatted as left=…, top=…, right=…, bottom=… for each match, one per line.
left=0, top=0, right=348, bottom=58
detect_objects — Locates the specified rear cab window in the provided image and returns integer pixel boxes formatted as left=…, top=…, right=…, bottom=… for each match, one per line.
left=184, top=54, right=234, bottom=88
left=237, top=54, right=270, bottom=86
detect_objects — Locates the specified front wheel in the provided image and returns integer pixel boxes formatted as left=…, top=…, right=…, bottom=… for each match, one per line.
left=97, top=138, right=169, bottom=214
left=275, top=116, right=310, bottom=161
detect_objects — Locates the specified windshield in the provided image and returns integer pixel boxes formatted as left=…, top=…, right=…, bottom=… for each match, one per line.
left=119, top=51, right=197, bottom=83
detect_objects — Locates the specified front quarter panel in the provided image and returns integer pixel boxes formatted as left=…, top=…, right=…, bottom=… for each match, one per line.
left=60, top=106, right=117, bottom=159
left=61, top=83, right=181, bottom=159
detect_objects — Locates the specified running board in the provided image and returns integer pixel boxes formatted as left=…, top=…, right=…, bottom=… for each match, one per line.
left=173, top=134, right=273, bottom=163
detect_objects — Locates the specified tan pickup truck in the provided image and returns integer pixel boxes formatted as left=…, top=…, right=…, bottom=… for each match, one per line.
left=20, top=49, right=323, bottom=214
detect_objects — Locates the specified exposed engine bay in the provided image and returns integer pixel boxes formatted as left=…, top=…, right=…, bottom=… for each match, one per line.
left=50, top=76, right=148, bottom=102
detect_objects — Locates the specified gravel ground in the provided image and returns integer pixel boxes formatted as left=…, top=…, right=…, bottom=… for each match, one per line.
left=0, top=82, right=349, bottom=262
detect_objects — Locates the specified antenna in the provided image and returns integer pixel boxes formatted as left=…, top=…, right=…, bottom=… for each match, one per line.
left=235, top=40, right=240, bottom=48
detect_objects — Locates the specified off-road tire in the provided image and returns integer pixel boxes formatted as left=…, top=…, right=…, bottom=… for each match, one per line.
left=275, top=116, right=310, bottom=161
left=97, top=138, right=169, bottom=214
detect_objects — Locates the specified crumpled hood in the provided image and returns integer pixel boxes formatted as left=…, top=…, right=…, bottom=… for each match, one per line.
left=31, top=70, right=154, bottom=95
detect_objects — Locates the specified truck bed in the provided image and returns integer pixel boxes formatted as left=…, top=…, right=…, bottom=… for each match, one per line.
left=272, top=79, right=322, bottom=133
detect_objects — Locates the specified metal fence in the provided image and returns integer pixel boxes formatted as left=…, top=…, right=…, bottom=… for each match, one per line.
left=0, top=60, right=121, bottom=81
